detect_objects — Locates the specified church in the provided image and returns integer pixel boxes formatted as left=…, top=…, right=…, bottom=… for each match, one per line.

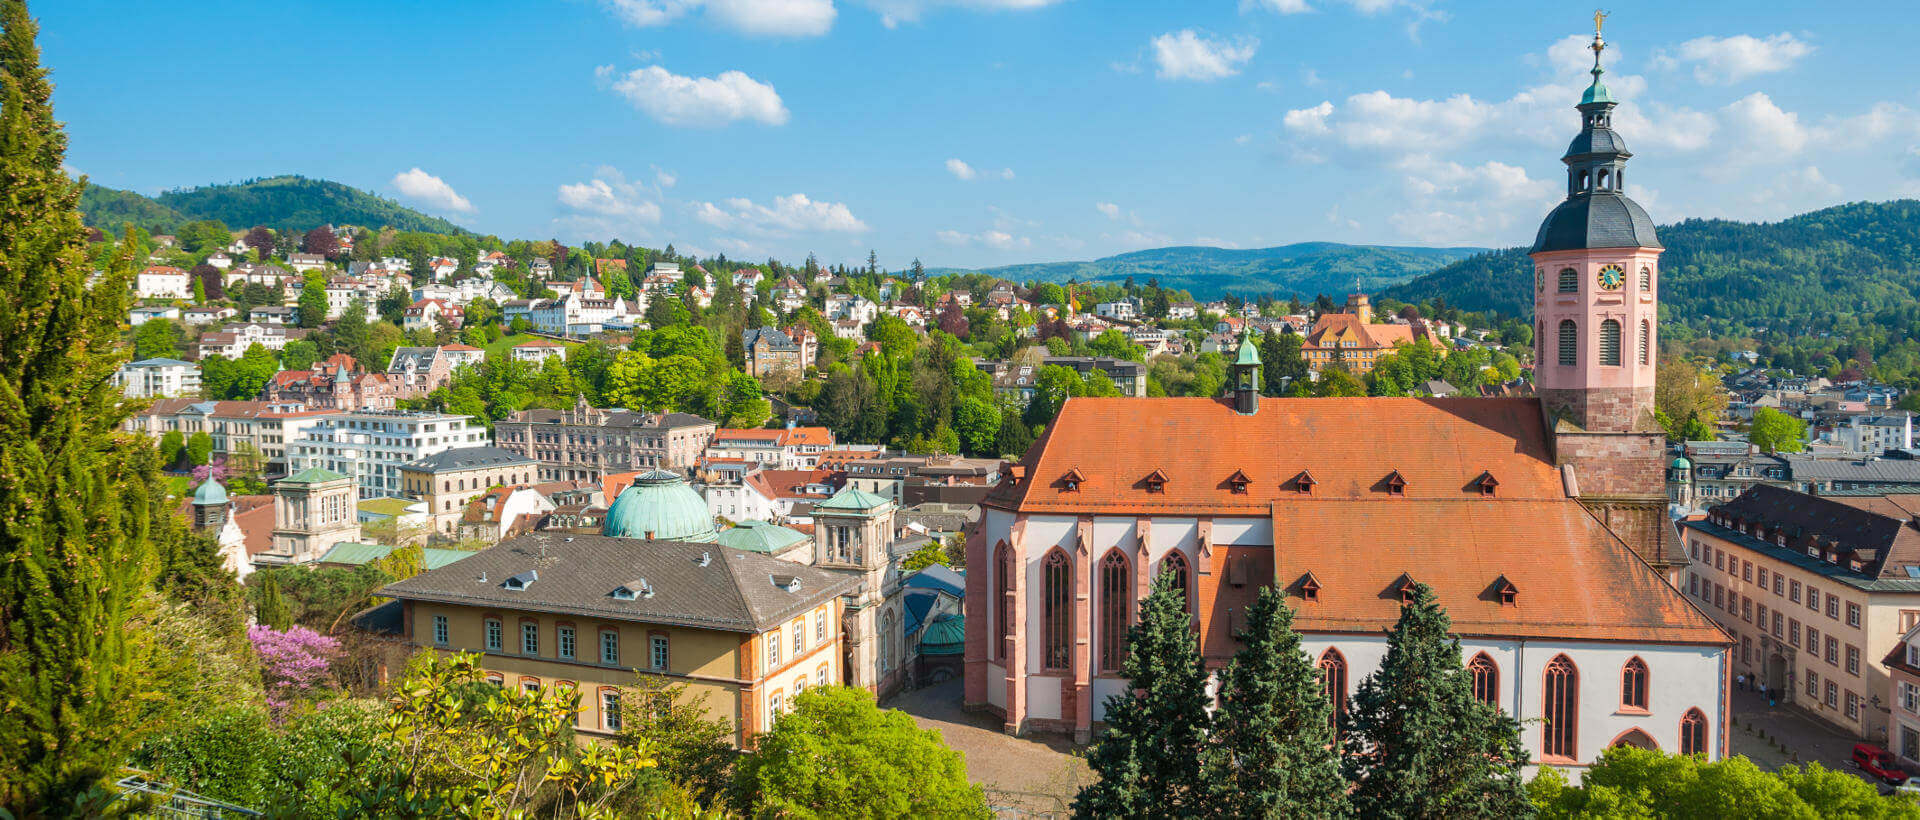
left=962, top=28, right=1732, bottom=769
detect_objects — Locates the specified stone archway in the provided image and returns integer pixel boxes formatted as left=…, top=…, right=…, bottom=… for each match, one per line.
left=1767, top=653, right=1788, bottom=693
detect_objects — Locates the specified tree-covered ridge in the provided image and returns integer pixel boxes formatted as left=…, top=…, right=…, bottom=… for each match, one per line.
left=80, top=175, right=464, bottom=235
left=936, top=241, right=1485, bottom=301
left=1381, top=200, right=1920, bottom=329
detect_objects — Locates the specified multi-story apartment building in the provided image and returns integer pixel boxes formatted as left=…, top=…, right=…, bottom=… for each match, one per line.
left=117, top=357, right=201, bottom=399
left=136, top=265, right=191, bottom=299
left=705, top=427, right=836, bottom=470
left=494, top=397, right=716, bottom=482
left=194, top=323, right=302, bottom=360
left=1886, top=622, right=1920, bottom=767
left=287, top=410, right=489, bottom=499
left=379, top=533, right=860, bottom=744
left=1681, top=486, right=1920, bottom=743
left=262, top=354, right=399, bottom=411
left=834, top=453, right=1003, bottom=506
left=398, top=446, right=540, bottom=535
left=1840, top=413, right=1915, bottom=455
left=975, top=356, right=1150, bottom=404
left=124, top=399, right=340, bottom=476
left=742, top=326, right=817, bottom=381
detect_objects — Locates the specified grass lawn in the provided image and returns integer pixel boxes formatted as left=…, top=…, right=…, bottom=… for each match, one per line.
left=479, top=331, right=581, bottom=362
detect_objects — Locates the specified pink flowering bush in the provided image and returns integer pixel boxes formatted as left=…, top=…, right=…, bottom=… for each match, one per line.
left=192, top=458, right=230, bottom=484
left=248, top=624, right=341, bottom=718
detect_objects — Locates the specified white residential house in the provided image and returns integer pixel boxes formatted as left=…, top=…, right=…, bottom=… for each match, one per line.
left=440, top=343, right=485, bottom=370
left=194, top=323, right=292, bottom=359
left=378, top=257, right=413, bottom=273
left=425, top=257, right=459, bottom=281
left=182, top=306, right=238, bottom=325
left=249, top=305, right=297, bottom=325
left=827, top=294, right=880, bottom=325
left=286, top=253, right=328, bottom=272
left=1167, top=302, right=1198, bottom=320
left=644, top=261, right=683, bottom=282
left=117, top=358, right=201, bottom=399
left=403, top=298, right=464, bottom=333
left=1095, top=300, right=1138, bottom=321
left=205, top=252, right=235, bottom=270
left=129, top=305, right=181, bottom=326
left=511, top=339, right=568, bottom=365
left=136, top=266, right=191, bottom=299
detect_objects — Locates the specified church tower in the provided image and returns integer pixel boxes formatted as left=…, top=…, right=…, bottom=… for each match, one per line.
left=1530, top=23, right=1662, bottom=432
left=1532, top=21, right=1685, bottom=576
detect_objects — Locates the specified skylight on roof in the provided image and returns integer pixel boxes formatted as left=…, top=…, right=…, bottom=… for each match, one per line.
left=502, top=570, right=538, bottom=590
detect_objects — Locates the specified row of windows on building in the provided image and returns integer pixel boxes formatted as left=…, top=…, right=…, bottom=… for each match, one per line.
left=1550, top=318, right=1652, bottom=367
left=1541, top=265, right=1654, bottom=294
left=1692, top=540, right=1864, bottom=629
left=446, top=614, right=670, bottom=671
left=475, top=673, right=629, bottom=733
left=766, top=610, right=830, bottom=669
left=765, top=664, right=834, bottom=722
left=1689, top=572, right=1864, bottom=677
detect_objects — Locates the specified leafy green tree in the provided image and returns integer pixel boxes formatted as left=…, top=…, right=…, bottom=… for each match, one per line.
left=255, top=573, right=293, bottom=630
left=1075, top=572, right=1212, bottom=818
left=1202, top=586, right=1348, bottom=818
left=133, top=316, right=180, bottom=359
left=953, top=395, right=998, bottom=455
left=1343, top=582, right=1529, bottom=818
left=995, top=408, right=1035, bottom=457
left=733, top=685, right=988, bottom=819
left=1749, top=406, right=1807, bottom=453
left=1259, top=331, right=1309, bottom=396
left=1313, top=367, right=1366, bottom=397
left=176, top=219, right=231, bottom=254
left=158, top=429, right=186, bottom=464
left=1530, top=746, right=1919, bottom=819
left=0, top=4, right=171, bottom=810
left=1089, top=329, right=1146, bottom=362
left=333, top=298, right=371, bottom=364
left=186, top=431, right=214, bottom=466
left=296, top=272, right=327, bottom=328
left=901, top=540, right=949, bottom=571
left=615, top=675, right=736, bottom=805
left=280, top=338, right=318, bottom=370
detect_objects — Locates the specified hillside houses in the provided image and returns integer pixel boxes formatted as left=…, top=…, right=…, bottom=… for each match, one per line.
left=136, top=265, right=191, bottom=299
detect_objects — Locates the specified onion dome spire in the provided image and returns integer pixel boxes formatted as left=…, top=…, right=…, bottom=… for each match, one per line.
left=1529, top=14, right=1661, bottom=253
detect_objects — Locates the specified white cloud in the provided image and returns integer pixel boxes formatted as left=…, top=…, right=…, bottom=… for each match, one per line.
left=1244, top=0, right=1310, bottom=13
left=945, top=158, right=1013, bottom=181
left=553, top=166, right=662, bottom=240
left=653, top=166, right=678, bottom=187
left=1095, top=202, right=1121, bottom=219
left=1152, top=30, right=1258, bottom=81
left=859, top=0, right=1062, bottom=28
left=1663, top=33, right=1813, bottom=85
left=694, top=193, right=869, bottom=235
left=600, top=64, right=789, bottom=127
left=391, top=168, right=475, bottom=213
left=936, top=229, right=1027, bottom=249
left=602, top=0, right=835, bottom=37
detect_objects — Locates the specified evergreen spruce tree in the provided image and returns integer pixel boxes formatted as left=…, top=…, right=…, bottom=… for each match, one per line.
left=1202, top=586, right=1348, bottom=819
left=1073, top=572, right=1211, bottom=819
left=1342, top=583, right=1530, bottom=819
left=0, top=1, right=165, bottom=811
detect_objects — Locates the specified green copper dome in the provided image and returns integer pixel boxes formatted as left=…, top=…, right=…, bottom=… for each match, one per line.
left=1234, top=331, right=1261, bottom=367
left=602, top=469, right=717, bottom=542
left=191, top=478, right=228, bottom=506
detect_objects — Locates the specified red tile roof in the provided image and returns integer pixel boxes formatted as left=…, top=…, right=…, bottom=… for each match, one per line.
left=746, top=469, right=838, bottom=500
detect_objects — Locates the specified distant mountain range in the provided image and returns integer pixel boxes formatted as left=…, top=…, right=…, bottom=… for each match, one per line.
left=932, top=242, right=1487, bottom=300
left=79, top=175, right=464, bottom=235
left=1380, top=200, right=1920, bottom=325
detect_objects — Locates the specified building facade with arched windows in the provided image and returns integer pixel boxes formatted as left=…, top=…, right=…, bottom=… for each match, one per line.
left=962, top=28, right=1731, bottom=771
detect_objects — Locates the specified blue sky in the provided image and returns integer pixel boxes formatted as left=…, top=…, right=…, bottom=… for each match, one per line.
left=38, top=0, right=1920, bottom=269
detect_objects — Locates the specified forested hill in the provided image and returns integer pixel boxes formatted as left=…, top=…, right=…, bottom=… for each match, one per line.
left=938, top=242, right=1485, bottom=300
left=1379, top=200, right=1920, bottom=326
left=79, top=175, right=464, bottom=235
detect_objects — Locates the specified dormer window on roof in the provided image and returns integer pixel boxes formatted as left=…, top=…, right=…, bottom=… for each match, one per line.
left=1292, top=471, right=1317, bottom=494
left=503, top=570, right=539, bottom=591
left=1385, top=470, right=1408, bottom=496
left=1395, top=574, right=1420, bottom=603
left=1475, top=471, right=1499, bottom=497
left=1494, top=575, right=1518, bottom=605
left=1227, top=469, right=1252, bottom=494
left=1143, top=469, right=1169, bottom=493
left=1061, top=468, right=1085, bottom=492
left=1297, top=572, right=1322, bottom=602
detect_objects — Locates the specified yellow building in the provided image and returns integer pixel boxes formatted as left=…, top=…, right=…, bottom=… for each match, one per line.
left=398, top=446, right=540, bottom=535
left=380, top=532, right=861, bottom=745
left=1299, top=294, right=1446, bottom=374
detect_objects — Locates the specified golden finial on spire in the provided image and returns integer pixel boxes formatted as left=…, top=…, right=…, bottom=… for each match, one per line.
left=1590, top=10, right=1609, bottom=66
left=1593, top=9, right=1607, bottom=36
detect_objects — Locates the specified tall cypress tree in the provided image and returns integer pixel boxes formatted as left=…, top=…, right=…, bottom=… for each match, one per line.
left=1341, top=583, right=1530, bottom=818
left=1202, top=586, right=1348, bottom=819
left=1073, top=572, right=1212, bottom=819
left=0, top=1, right=164, bottom=812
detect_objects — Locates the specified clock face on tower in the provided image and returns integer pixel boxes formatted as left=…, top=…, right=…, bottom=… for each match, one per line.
left=1596, top=263, right=1624, bottom=291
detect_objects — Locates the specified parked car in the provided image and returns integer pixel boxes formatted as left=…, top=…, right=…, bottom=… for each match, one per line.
left=1884, top=777, right=1920, bottom=797
left=1852, top=743, right=1908, bottom=784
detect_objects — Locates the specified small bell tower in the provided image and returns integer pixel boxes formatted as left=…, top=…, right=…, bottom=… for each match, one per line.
left=1230, top=331, right=1261, bottom=415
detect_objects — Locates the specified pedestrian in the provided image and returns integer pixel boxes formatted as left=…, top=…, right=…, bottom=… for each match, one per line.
left=1737, top=673, right=1747, bottom=691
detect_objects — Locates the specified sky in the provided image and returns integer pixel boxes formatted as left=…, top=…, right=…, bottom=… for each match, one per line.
left=37, top=0, right=1920, bottom=270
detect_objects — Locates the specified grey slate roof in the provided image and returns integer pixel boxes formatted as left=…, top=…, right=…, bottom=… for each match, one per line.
left=1784, top=456, right=1920, bottom=483
left=1531, top=192, right=1663, bottom=253
left=378, top=532, right=862, bottom=632
left=402, top=446, right=537, bottom=473
left=505, top=408, right=714, bottom=430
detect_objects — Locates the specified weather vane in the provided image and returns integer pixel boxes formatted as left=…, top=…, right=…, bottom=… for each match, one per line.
left=1591, top=9, right=1609, bottom=60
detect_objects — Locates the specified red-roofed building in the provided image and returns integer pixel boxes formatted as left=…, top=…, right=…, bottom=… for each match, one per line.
left=966, top=64, right=1727, bottom=771
left=705, top=468, right=840, bottom=523
left=262, top=354, right=398, bottom=411
left=707, top=426, right=837, bottom=470
left=1299, top=294, right=1447, bottom=374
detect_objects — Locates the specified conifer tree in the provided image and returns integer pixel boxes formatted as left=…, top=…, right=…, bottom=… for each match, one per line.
left=256, top=573, right=293, bottom=630
left=1074, top=572, right=1211, bottom=819
left=1342, top=583, right=1530, bottom=818
left=1202, top=586, right=1348, bottom=818
left=0, top=1, right=166, bottom=811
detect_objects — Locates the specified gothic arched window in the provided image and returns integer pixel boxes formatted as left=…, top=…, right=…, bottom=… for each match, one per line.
left=1639, top=320, right=1651, bottom=366
left=1543, top=655, right=1579, bottom=760
left=1621, top=656, right=1649, bottom=711
left=1042, top=550, right=1071, bottom=670
left=1469, top=652, right=1500, bottom=705
left=1679, top=707, right=1709, bottom=756
left=1320, top=648, right=1348, bottom=726
left=1558, top=320, right=1578, bottom=367
left=1160, top=551, right=1191, bottom=613
left=994, top=543, right=1014, bottom=662
left=1099, top=551, right=1131, bottom=673
left=1600, top=319, right=1622, bottom=367
left=1557, top=267, right=1578, bottom=293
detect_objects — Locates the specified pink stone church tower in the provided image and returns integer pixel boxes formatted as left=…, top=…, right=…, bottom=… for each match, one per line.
left=1531, top=25, right=1686, bottom=574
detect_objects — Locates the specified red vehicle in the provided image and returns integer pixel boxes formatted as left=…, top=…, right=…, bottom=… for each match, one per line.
left=1852, top=743, right=1908, bottom=784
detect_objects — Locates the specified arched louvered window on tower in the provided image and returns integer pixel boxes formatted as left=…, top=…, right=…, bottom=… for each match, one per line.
left=1639, top=320, right=1651, bottom=365
left=1557, top=268, right=1578, bottom=293
left=1558, top=320, right=1578, bottom=367
left=1640, top=266, right=1652, bottom=291
left=1600, top=319, right=1622, bottom=366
